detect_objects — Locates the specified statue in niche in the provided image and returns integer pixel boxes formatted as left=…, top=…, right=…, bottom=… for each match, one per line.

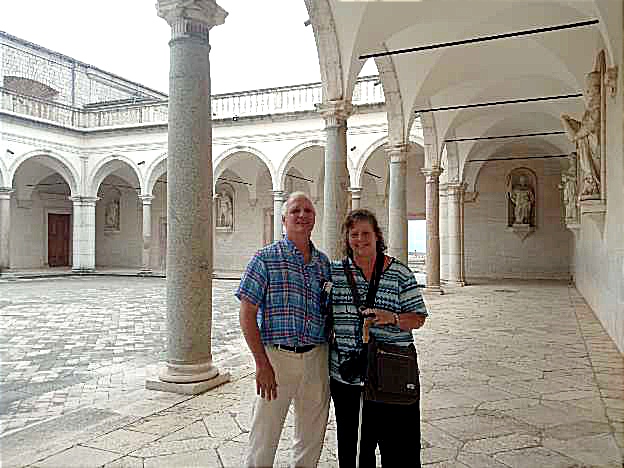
left=561, top=57, right=602, bottom=199
left=559, top=152, right=578, bottom=222
left=216, top=192, right=233, bottom=229
left=104, top=198, right=120, bottom=231
left=507, top=174, right=535, bottom=225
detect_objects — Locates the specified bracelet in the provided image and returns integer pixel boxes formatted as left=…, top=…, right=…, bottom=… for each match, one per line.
left=393, top=313, right=400, bottom=326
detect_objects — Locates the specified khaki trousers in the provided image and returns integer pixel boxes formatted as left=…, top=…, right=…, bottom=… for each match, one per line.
left=246, top=344, right=330, bottom=468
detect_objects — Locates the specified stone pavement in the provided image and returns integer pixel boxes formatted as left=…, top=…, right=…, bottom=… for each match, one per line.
left=0, top=277, right=622, bottom=467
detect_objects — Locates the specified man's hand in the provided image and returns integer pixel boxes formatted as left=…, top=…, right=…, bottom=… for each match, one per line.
left=255, top=354, right=278, bottom=400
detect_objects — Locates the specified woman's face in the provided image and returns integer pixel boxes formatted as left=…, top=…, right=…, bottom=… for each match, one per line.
left=348, top=220, right=378, bottom=258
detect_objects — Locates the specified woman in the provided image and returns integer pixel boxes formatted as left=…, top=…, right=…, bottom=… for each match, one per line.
left=330, top=209, right=428, bottom=468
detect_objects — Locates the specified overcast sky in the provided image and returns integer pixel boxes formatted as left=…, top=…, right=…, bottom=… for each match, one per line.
left=0, top=0, right=327, bottom=95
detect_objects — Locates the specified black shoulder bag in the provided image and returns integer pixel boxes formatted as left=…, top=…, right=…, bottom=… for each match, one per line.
left=343, top=256, right=420, bottom=405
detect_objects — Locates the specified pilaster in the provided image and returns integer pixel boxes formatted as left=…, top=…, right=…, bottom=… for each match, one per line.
left=0, top=188, right=14, bottom=273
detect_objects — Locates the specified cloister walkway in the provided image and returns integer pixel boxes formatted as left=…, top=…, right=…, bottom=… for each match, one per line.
left=0, top=277, right=622, bottom=467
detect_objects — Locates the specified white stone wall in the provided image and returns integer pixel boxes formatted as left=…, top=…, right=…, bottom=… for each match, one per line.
left=10, top=192, right=73, bottom=268
left=95, top=188, right=141, bottom=268
left=1, top=34, right=164, bottom=107
left=574, top=94, right=624, bottom=353
left=464, top=159, right=572, bottom=280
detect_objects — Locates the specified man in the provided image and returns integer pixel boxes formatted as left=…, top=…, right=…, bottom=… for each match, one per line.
left=236, top=191, right=332, bottom=468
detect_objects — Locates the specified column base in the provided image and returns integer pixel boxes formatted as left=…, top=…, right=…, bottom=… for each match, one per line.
left=71, top=268, right=96, bottom=274
left=146, top=369, right=230, bottom=395
left=138, top=268, right=153, bottom=276
left=423, top=286, right=444, bottom=295
left=445, top=280, right=465, bottom=287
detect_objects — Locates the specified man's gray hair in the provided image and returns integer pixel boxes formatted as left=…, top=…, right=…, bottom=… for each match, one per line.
left=281, top=191, right=313, bottom=218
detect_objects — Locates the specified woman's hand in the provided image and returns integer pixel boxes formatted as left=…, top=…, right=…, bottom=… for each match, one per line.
left=368, top=308, right=396, bottom=326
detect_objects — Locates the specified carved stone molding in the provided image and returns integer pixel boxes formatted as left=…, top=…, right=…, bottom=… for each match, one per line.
left=506, top=224, right=535, bottom=241
left=157, top=0, right=228, bottom=30
left=606, top=66, right=618, bottom=98
left=319, top=100, right=353, bottom=128
left=580, top=200, right=606, bottom=237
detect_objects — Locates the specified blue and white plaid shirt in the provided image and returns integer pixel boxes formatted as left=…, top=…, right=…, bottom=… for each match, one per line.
left=236, top=238, right=332, bottom=346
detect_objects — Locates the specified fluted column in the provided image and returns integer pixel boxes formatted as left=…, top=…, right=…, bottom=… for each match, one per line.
left=272, top=190, right=285, bottom=241
left=421, top=167, right=443, bottom=294
left=0, top=188, right=13, bottom=273
left=320, top=100, right=352, bottom=258
left=387, top=144, right=408, bottom=264
left=349, top=187, right=362, bottom=211
left=149, top=0, right=229, bottom=394
left=447, top=182, right=465, bottom=286
left=439, top=184, right=449, bottom=283
left=70, top=196, right=98, bottom=272
left=139, top=195, right=154, bottom=274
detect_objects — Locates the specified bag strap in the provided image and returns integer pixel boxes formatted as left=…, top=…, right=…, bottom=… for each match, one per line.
left=342, top=253, right=385, bottom=310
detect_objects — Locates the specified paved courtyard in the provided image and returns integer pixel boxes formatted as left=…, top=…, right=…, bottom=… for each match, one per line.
left=0, top=276, right=623, bottom=467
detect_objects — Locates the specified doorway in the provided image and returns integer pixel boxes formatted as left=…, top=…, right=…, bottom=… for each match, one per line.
left=48, top=214, right=70, bottom=267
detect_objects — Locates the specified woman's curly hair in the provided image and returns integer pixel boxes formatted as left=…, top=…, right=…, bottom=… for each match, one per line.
left=341, top=208, right=387, bottom=258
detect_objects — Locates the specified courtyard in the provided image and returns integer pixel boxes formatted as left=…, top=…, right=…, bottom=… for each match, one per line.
left=0, top=276, right=623, bottom=467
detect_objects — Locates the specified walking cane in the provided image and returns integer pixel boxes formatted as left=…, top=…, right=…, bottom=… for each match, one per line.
left=356, top=318, right=373, bottom=468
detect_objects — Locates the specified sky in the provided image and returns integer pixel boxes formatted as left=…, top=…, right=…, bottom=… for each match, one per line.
left=0, top=0, right=325, bottom=95
left=0, top=0, right=424, bottom=251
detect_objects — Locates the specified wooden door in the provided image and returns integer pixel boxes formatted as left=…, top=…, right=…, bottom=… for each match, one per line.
left=48, top=214, right=70, bottom=267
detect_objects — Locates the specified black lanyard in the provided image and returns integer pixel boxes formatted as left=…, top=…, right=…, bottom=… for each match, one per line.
left=342, top=253, right=385, bottom=312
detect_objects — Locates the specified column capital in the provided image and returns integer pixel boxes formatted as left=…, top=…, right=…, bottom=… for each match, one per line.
left=348, top=186, right=362, bottom=197
left=386, top=144, right=409, bottom=163
left=447, top=182, right=466, bottom=197
left=157, top=0, right=228, bottom=41
left=421, top=166, right=443, bottom=179
left=319, top=100, right=353, bottom=128
left=69, top=196, right=99, bottom=206
left=139, top=194, right=155, bottom=205
left=0, top=188, right=14, bottom=199
left=272, top=190, right=286, bottom=200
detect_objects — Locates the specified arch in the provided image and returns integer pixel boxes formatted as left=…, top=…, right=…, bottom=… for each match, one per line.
left=0, top=158, right=7, bottom=187
left=214, top=146, right=276, bottom=190
left=87, top=154, right=143, bottom=198
left=278, top=140, right=326, bottom=190
left=355, top=136, right=387, bottom=187
left=145, top=152, right=167, bottom=196
left=9, top=149, right=79, bottom=195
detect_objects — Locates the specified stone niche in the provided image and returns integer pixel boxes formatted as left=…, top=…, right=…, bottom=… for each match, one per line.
left=505, top=167, right=537, bottom=240
left=214, top=182, right=235, bottom=232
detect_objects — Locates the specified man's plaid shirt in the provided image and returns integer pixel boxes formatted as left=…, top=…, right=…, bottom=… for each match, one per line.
left=236, top=238, right=331, bottom=346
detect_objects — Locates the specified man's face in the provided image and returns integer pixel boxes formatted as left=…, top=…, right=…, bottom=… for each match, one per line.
left=283, top=196, right=315, bottom=239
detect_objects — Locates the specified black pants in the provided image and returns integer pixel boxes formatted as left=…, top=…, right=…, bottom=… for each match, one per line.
left=330, top=378, right=421, bottom=468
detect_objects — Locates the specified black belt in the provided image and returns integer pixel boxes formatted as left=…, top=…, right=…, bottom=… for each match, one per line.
left=273, top=344, right=316, bottom=354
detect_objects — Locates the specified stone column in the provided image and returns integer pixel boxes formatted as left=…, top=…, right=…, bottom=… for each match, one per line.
left=70, top=196, right=98, bottom=272
left=387, top=144, right=408, bottom=264
left=439, top=184, right=448, bottom=283
left=447, top=182, right=465, bottom=286
left=149, top=0, right=229, bottom=394
left=272, top=190, right=285, bottom=242
left=320, top=100, right=352, bottom=258
left=349, top=187, right=362, bottom=211
left=0, top=188, right=13, bottom=273
left=139, top=195, right=154, bottom=274
left=421, top=167, right=443, bottom=294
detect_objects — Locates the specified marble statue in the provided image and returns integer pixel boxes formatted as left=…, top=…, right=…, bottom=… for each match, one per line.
left=561, top=65, right=601, bottom=199
left=104, top=199, right=120, bottom=230
left=508, top=175, right=534, bottom=225
left=216, top=193, right=233, bottom=228
left=560, top=153, right=578, bottom=221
